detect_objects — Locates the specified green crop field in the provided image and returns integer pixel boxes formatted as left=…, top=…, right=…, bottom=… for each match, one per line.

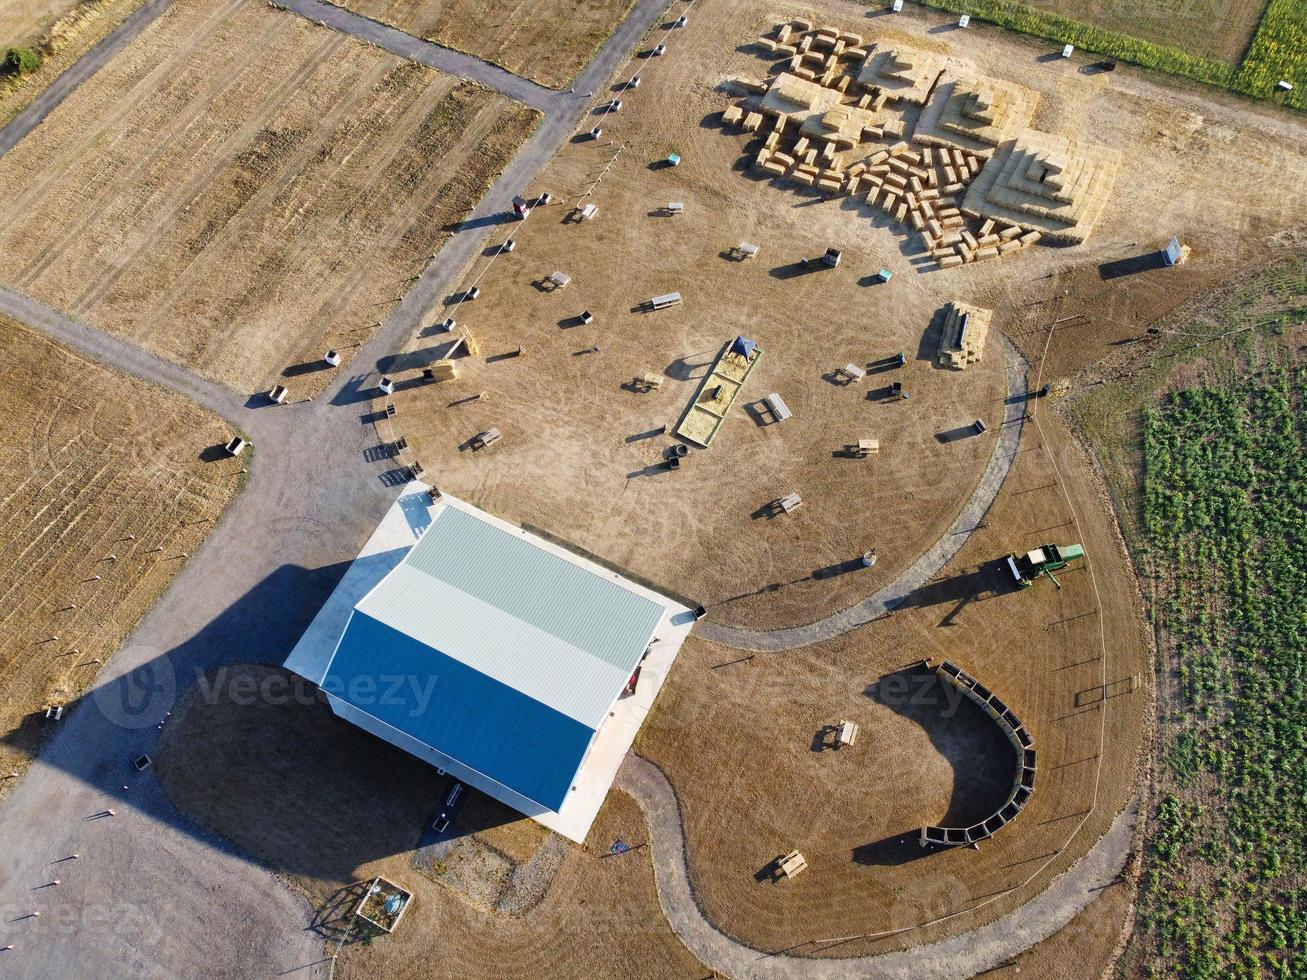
left=913, top=0, right=1306, bottom=111
left=1068, top=254, right=1305, bottom=979
left=1132, top=360, right=1305, bottom=978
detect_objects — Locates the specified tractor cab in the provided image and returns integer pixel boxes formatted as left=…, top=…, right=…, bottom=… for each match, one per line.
left=1006, top=543, right=1084, bottom=589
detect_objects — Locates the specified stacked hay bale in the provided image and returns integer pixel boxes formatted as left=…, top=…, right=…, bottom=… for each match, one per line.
left=961, top=129, right=1121, bottom=244
left=855, top=41, right=948, bottom=104
left=936, top=302, right=992, bottom=369
left=913, top=74, right=1038, bottom=159
left=724, top=20, right=1116, bottom=271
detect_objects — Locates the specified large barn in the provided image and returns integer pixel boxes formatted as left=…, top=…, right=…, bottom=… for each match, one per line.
left=287, top=488, right=692, bottom=841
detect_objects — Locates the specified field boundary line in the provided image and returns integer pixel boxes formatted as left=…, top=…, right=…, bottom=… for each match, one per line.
left=270, top=0, right=558, bottom=112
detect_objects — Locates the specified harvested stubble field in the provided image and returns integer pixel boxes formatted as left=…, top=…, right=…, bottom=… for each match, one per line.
left=0, top=0, right=539, bottom=395
left=0, top=0, right=148, bottom=127
left=0, top=315, right=238, bottom=801
left=329, top=0, right=638, bottom=89
left=156, top=664, right=704, bottom=979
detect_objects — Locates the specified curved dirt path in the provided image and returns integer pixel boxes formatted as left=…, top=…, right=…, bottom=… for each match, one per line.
left=698, top=335, right=1028, bottom=652
left=620, top=756, right=1136, bottom=979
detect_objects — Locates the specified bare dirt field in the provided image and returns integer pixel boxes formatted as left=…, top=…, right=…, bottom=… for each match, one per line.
left=388, top=45, right=1009, bottom=631
left=635, top=398, right=1151, bottom=955
left=155, top=664, right=703, bottom=979
left=1019, top=0, right=1268, bottom=65
left=0, top=0, right=148, bottom=126
left=0, top=315, right=238, bottom=803
left=330, top=0, right=638, bottom=89
left=0, top=0, right=539, bottom=396
left=392, top=0, right=1307, bottom=638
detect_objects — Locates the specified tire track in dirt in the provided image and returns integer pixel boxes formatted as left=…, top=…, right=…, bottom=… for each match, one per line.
left=65, top=31, right=350, bottom=316
left=125, top=47, right=425, bottom=354
left=6, top=5, right=299, bottom=291
left=0, top=0, right=247, bottom=231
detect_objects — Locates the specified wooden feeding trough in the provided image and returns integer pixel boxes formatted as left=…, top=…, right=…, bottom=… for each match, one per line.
left=546, top=271, right=571, bottom=290
left=267, top=384, right=288, bottom=404
left=837, top=720, right=858, bottom=747
left=378, top=377, right=395, bottom=395
left=224, top=436, right=247, bottom=457
left=778, top=850, right=808, bottom=879
left=353, top=877, right=413, bottom=934
left=323, top=350, right=342, bottom=367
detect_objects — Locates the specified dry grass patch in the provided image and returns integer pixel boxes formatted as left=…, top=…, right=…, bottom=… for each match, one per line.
left=636, top=406, right=1150, bottom=955
left=329, top=0, right=638, bottom=89
left=0, top=0, right=539, bottom=395
left=0, top=315, right=238, bottom=801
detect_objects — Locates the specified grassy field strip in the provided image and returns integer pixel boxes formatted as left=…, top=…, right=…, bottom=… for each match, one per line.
left=913, top=0, right=1305, bottom=110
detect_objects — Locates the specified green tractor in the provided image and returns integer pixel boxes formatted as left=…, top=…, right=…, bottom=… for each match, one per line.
left=1005, top=543, right=1084, bottom=590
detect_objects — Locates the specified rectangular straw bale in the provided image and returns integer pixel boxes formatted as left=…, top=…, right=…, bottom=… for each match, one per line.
left=911, top=211, right=926, bottom=231
left=1019, top=230, right=1042, bottom=246
left=998, top=240, right=1023, bottom=254
left=894, top=202, right=907, bottom=223
left=999, top=225, right=1023, bottom=241
left=961, top=230, right=978, bottom=250
left=943, top=182, right=964, bottom=194
left=939, top=254, right=964, bottom=268
left=977, top=233, right=1001, bottom=247
left=979, top=218, right=995, bottom=237
left=975, top=246, right=999, bottom=260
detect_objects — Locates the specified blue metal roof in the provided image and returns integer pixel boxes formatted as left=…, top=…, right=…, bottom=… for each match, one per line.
left=319, top=499, right=670, bottom=813
left=323, top=611, right=595, bottom=812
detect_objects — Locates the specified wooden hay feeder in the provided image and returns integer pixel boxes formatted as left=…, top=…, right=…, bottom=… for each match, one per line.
left=224, top=436, right=247, bottom=457
left=267, top=384, right=288, bottom=404
left=323, top=350, right=342, bottom=367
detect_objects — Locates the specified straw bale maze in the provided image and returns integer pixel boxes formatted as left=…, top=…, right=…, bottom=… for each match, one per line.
left=721, top=17, right=1123, bottom=267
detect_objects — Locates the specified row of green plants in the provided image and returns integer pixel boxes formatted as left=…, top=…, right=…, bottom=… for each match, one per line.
left=911, top=0, right=1305, bottom=111
left=1133, top=359, right=1305, bottom=978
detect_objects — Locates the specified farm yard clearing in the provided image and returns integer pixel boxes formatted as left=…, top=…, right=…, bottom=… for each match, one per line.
left=327, top=0, right=639, bottom=89
left=386, top=0, right=1306, bottom=635
left=0, top=315, right=238, bottom=804
left=361, top=0, right=1303, bottom=971
left=155, top=663, right=705, bottom=979
left=0, top=0, right=540, bottom=396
